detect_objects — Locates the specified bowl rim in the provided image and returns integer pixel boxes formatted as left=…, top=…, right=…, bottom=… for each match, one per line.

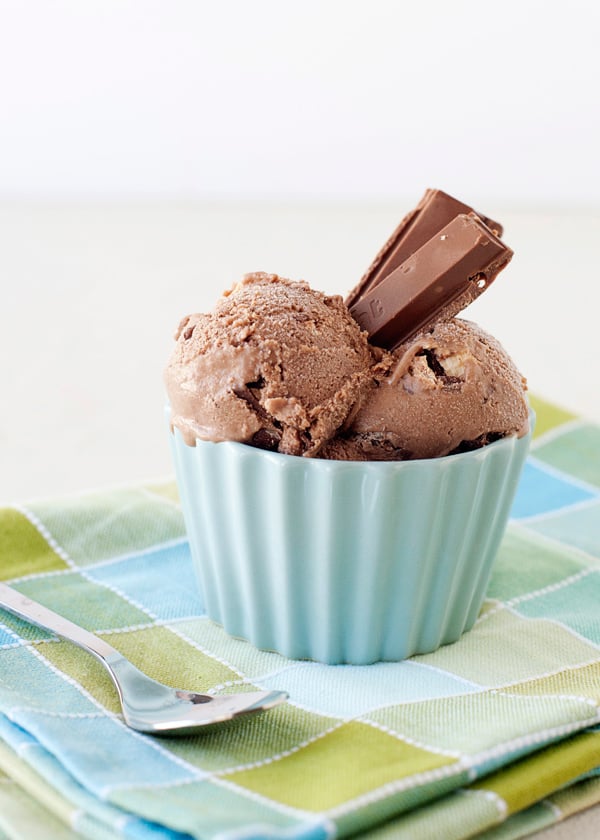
left=168, top=407, right=535, bottom=473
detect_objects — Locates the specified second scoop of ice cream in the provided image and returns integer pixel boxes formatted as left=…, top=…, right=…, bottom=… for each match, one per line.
left=321, top=318, right=529, bottom=461
left=165, top=272, right=376, bottom=456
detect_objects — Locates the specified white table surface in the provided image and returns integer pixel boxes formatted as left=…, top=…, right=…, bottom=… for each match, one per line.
left=1, top=202, right=599, bottom=837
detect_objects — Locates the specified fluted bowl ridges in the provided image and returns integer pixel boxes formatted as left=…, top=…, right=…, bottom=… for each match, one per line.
left=168, top=409, right=533, bottom=664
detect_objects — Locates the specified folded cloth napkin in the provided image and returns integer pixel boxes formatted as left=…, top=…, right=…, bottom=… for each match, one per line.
left=1, top=395, right=599, bottom=840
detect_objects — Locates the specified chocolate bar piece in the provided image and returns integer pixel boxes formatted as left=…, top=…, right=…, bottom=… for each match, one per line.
left=349, top=214, right=513, bottom=350
left=345, top=189, right=503, bottom=308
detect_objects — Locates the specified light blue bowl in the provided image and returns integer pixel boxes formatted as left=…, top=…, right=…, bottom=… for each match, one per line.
left=168, top=411, right=532, bottom=664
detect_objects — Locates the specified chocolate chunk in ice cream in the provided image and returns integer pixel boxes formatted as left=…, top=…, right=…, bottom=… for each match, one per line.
left=321, top=318, right=529, bottom=461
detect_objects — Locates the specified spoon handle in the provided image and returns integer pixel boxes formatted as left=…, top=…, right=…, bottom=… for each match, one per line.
left=0, top=581, right=118, bottom=663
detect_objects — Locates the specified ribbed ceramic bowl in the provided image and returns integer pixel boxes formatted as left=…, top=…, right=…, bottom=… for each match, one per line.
left=168, top=411, right=532, bottom=664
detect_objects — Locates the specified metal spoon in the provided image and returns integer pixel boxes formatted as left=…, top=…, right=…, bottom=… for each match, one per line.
left=0, top=581, right=287, bottom=734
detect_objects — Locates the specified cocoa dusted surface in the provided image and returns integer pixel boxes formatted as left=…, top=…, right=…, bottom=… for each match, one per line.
left=164, top=272, right=377, bottom=457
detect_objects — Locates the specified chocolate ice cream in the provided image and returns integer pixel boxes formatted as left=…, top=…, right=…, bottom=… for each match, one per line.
left=166, top=190, right=528, bottom=463
left=321, top=319, right=529, bottom=461
left=165, top=272, right=376, bottom=456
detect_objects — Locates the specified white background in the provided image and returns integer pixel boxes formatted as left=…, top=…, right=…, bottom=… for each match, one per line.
left=0, top=0, right=599, bottom=206
left=1, top=1, right=600, bottom=505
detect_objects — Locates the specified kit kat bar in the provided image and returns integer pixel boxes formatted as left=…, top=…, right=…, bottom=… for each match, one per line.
left=349, top=213, right=512, bottom=350
left=345, top=189, right=503, bottom=308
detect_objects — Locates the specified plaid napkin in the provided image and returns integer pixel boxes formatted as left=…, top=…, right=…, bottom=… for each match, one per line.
left=1, top=395, right=599, bottom=840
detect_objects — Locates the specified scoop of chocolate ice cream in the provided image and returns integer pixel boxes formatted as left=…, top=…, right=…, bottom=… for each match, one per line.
left=320, top=318, right=529, bottom=460
left=165, top=272, right=376, bottom=456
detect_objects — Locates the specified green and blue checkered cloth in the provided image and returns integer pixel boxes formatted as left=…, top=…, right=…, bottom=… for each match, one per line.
left=1, top=395, right=599, bottom=839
